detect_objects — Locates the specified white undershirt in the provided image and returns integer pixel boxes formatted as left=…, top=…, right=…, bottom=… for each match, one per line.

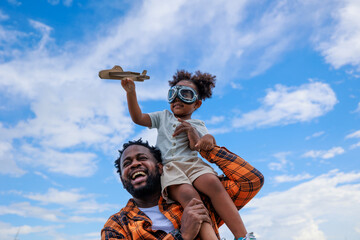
left=139, top=205, right=175, bottom=233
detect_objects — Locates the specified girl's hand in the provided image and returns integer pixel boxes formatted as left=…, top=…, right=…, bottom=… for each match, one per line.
left=173, top=118, right=200, bottom=150
left=121, top=78, right=135, bottom=93
left=195, top=134, right=216, bottom=151
left=173, top=118, right=197, bottom=137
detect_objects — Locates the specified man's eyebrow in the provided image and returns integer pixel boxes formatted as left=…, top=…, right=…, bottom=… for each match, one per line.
left=122, top=153, right=147, bottom=161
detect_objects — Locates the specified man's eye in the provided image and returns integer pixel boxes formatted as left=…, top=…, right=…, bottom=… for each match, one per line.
left=139, top=156, right=147, bottom=161
left=123, top=161, right=130, bottom=167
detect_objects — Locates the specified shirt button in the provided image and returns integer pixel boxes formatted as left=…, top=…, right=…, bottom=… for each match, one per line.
left=173, top=124, right=176, bottom=128
left=172, top=142, right=176, bottom=146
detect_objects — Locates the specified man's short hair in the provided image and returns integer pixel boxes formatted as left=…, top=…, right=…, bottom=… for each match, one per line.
left=114, top=138, right=162, bottom=176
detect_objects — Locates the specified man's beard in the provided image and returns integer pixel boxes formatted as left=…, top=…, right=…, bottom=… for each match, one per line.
left=122, top=167, right=162, bottom=199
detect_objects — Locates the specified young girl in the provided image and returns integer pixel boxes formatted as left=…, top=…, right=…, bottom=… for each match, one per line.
left=121, top=70, right=250, bottom=240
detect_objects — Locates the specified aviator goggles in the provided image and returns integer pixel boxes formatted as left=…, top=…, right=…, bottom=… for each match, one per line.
left=168, top=85, right=198, bottom=104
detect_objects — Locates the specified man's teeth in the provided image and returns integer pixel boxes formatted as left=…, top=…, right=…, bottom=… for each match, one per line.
left=132, top=172, right=146, bottom=179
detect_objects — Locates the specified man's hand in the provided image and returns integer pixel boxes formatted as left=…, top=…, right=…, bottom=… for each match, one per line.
left=121, top=78, right=136, bottom=93
left=195, top=134, right=216, bottom=151
left=180, top=198, right=211, bottom=240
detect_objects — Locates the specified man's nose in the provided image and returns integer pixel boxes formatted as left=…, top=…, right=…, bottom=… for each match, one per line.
left=129, top=159, right=141, bottom=168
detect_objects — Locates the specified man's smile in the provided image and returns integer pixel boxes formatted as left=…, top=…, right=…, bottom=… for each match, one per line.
left=130, top=170, right=148, bottom=185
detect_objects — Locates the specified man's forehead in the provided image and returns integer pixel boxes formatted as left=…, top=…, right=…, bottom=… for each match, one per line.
left=121, top=145, right=152, bottom=160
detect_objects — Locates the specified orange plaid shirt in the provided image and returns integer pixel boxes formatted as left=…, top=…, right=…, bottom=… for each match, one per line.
left=101, top=146, right=264, bottom=240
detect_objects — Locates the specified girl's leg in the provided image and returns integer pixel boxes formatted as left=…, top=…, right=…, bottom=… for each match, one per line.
left=193, top=174, right=247, bottom=239
left=168, top=183, right=218, bottom=240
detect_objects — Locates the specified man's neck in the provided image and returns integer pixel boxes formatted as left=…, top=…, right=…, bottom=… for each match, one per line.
left=133, top=193, right=161, bottom=208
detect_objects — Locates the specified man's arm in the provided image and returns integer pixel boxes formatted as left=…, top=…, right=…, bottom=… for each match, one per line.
left=200, top=146, right=264, bottom=210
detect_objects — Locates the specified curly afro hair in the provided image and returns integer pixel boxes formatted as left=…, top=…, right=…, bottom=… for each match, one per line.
left=114, top=138, right=162, bottom=176
left=168, top=70, right=216, bottom=101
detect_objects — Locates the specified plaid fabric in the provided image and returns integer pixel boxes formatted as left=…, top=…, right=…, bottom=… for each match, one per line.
left=101, top=146, right=264, bottom=240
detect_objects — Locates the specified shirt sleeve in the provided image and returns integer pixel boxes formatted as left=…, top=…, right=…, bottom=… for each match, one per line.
left=199, top=146, right=264, bottom=224
left=148, top=110, right=163, bottom=129
left=190, top=119, right=208, bottom=137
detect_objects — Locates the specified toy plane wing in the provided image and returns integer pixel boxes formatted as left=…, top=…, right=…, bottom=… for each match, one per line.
left=99, top=65, right=150, bottom=81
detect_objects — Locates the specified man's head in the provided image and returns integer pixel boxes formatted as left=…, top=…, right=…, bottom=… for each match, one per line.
left=115, top=139, right=163, bottom=199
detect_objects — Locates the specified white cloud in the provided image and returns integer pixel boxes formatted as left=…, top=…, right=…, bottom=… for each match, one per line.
left=208, top=127, right=232, bottom=135
left=47, top=0, right=60, bottom=5
left=355, top=102, right=360, bottom=112
left=268, top=152, right=292, bottom=171
left=305, top=131, right=325, bottom=140
left=18, top=146, right=97, bottom=177
left=232, top=81, right=337, bottom=129
left=219, top=170, right=360, bottom=239
left=67, top=216, right=106, bottom=223
left=28, top=19, right=53, bottom=51
left=350, top=141, right=360, bottom=150
left=302, top=147, right=345, bottom=159
left=0, top=221, right=62, bottom=240
left=0, top=141, right=26, bottom=177
left=206, top=116, right=225, bottom=125
left=23, top=188, right=116, bottom=214
left=345, top=130, right=360, bottom=139
left=0, top=202, right=61, bottom=221
left=316, top=0, right=360, bottom=70
left=25, top=188, right=88, bottom=205
left=273, top=173, right=313, bottom=183
left=6, top=0, right=21, bottom=6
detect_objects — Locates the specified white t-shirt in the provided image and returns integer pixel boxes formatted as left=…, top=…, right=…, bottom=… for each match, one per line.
left=139, top=205, right=175, bottom=233
left=148, top=110, right=208, bottom=164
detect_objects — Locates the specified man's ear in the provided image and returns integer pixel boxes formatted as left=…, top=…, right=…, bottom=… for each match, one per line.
left=157, top=163, right=163, bottom=175
left=195, top=100, right=202, bottom=109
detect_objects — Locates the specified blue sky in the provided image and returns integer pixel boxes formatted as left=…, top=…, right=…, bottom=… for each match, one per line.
left=1, top=0, right=360, bottom=239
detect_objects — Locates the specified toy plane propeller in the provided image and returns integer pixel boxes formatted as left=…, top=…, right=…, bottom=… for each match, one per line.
left=99, top=65, right=150, bottom=81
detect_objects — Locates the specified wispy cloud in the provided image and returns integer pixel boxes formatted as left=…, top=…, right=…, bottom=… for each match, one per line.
left=268, top=152, right=292, bottom=171
left=6, top=0, right=21, bottom=6
left=47, top=0, right=73, bottom=7
left=345, top=130, right=360, bottom=139
left=350, top=142, right=360, bottom=150
left=0, top=202, right=61, bottom=221
left=355, top=102, right=360, bottom=112
left=206, top=116, right=225, bottom=125
left=302, top=147, right=345, bottom=159
left=273, top=173, right=313, bottom=183
left=23, top=188, right=116, bottom=214
left=305, top=131, right=325, bottom=140
left=232, top=81, right=337, bottom=129
left=0, top=221, right=62, bottom=240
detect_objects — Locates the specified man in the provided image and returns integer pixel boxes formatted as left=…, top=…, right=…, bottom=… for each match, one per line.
left=101, top=139, right=264, bottom=240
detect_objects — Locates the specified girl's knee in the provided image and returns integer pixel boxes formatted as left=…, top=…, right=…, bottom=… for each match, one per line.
left=168, top=184, right=200, bottom=205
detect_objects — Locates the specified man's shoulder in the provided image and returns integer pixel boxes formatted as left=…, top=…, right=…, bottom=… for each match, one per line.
left=105, top=199, right=138, bottom=223
left=105, top=208, right=128, bottom=224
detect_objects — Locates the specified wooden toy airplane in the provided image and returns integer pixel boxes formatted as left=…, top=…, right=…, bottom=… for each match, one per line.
left=99, top=65, right=150, bottom=81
